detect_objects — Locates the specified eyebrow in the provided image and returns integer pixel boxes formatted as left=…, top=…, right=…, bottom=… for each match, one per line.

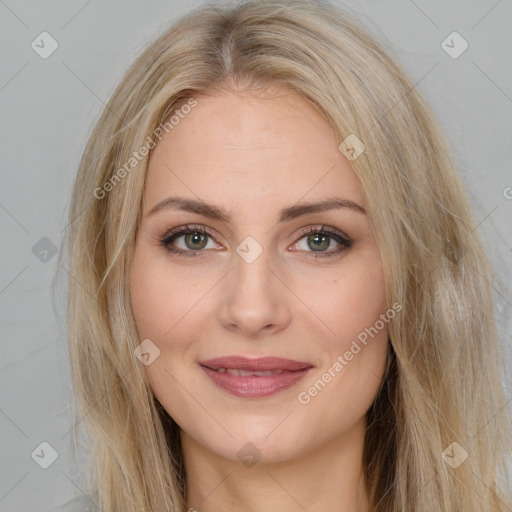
left=146, top=196, right=366, bottom=223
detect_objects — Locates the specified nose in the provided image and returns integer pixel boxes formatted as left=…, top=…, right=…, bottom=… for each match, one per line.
left=218, top=247, right=291, bottom=338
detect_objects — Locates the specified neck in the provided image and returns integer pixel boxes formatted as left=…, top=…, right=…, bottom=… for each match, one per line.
left=182, top=417, right=370, bottom=512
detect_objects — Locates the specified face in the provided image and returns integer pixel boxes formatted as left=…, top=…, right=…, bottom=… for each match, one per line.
left=129, top=86, right=389, bottom=466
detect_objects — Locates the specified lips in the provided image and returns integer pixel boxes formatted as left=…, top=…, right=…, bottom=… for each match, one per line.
left=199, top=356, right=314, bottom=398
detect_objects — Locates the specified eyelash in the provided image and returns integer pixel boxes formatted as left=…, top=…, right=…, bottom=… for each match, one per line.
left=159, top=224, right=353, bottom=259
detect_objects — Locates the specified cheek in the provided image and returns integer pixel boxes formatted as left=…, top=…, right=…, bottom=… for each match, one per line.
left=129, top=248, right=204, bottom=341
left=293, top=258, right=387, bottom=346
left=294, top=265, right=389, bottom=431
left=129, top=249, right=203, bottom=415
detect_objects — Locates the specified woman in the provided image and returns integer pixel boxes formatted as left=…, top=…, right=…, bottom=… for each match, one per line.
left=66, top=1, right=512, bottom=510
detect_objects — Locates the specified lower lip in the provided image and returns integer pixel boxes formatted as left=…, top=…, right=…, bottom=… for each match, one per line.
left=200, top=366, right=312, bottom=398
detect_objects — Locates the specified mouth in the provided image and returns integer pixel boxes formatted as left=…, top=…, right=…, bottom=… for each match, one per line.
left=198, top=356, right=314, bottom=398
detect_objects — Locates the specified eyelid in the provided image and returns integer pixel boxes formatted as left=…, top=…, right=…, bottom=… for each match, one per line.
left=293, top=224, right=352, bottom=243
left=162, top=223, right=218, bottom=241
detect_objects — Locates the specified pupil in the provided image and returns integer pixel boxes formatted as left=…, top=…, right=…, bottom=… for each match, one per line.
left=308, top=234, right=329, bottom=251
left=185, top=232, right=207, bottom=250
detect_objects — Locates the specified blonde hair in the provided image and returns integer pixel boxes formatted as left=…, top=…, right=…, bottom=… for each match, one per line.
left=65, top=1, right=512, bottom=510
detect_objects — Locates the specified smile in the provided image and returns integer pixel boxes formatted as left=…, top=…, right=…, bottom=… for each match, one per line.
left=199, top=356, right=314, bottom=398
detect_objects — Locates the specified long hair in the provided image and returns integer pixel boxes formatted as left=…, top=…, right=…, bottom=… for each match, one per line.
left=65, top=1, right=512, bottom=510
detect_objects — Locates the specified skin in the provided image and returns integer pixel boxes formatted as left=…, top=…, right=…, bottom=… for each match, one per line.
left=129, top=84, right=389, bottom=512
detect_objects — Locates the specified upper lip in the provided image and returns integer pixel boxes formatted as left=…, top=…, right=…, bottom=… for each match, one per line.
left=199, top=356, right=313, bottom=372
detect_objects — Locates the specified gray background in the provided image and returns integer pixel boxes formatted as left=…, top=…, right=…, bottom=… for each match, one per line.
left=0, top=0, right=511, bottom=510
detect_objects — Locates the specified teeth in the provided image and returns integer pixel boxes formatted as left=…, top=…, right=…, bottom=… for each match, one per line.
left=215, top=368, right=285, bottom=376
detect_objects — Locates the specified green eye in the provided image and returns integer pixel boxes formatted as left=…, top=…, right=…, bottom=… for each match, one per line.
left=161, top=225, right=217, bottom=257
left=183, top=232, right=209, bottom=250
left=161, top=224, right=352, bottom=259
left=293, top=227, right=352, bottom=257
left=307, top=233, right=331, bottom=251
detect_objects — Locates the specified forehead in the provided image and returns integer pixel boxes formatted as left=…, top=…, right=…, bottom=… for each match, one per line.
left=143, top=87, right=365, bottom=216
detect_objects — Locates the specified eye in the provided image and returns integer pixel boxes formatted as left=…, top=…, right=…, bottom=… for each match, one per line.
left=160, top=224, right=221, bottom=257
left=159, top=224, right=353, bottom=259
left=290, top=226, right=352, bottom=258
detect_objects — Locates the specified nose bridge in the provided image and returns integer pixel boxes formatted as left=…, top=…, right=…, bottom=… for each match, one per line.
left=234, top=243, right=272, bottom=291
left=218, top=238, right=290, bottom=335
left=231, top=239, right=276, bottom=304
